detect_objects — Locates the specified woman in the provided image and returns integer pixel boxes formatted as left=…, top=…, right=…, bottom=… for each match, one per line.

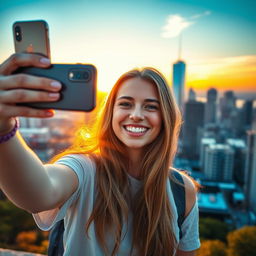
left=0, top=53, right=200, bottom=256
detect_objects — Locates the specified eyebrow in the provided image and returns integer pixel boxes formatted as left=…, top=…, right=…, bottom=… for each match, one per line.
left=117, top=96, right=160, bottom=104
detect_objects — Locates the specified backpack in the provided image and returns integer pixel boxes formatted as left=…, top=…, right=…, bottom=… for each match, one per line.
left=48, top=170, right=185, bottom=256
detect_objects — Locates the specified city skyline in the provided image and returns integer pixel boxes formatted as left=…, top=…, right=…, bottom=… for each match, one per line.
left=0, top=0, right=255, bottom=95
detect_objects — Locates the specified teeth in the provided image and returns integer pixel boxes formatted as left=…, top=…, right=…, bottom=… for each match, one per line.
left=125, top=126, right=147, bottom=133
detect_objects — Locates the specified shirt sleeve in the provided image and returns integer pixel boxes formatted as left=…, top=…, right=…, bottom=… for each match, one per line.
left=178, top=200, right=201, bottom=251
left=32, top=154, right=90, bottom=231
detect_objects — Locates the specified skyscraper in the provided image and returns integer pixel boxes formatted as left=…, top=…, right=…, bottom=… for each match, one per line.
left=204, top=88, right=217, bottom=124
left=244, top=130, right=256, bottom=212
left=172, top=60, right=186, bottom=110
left=226, top=139, right=246, bottom=187
left=220, top=90, right=236, bottom=122
left=200, top=138, right=216, bottom=170
left=183, top=99, right=205, bottom=159
left=188, top=88, right=196, bottom=101
left=204, top=144, right=234, bottom=181
left=242, top=100, right=254, bottom=128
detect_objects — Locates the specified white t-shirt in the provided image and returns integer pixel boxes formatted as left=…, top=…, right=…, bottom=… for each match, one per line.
left=33, top=154, right=200, bottom=255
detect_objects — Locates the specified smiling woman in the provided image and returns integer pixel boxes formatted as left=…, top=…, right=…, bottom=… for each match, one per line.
left=0, top=53, right=200, bottom=256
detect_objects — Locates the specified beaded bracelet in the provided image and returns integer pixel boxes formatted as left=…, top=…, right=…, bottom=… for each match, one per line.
left=0, top=118, right=19, bottom=144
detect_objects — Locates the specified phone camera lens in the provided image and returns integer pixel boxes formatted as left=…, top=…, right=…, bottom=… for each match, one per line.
left=15, top=26, right=22, bottom=42
left=76, top=72, right=81, bottom=79
left=68, top=69, right=91, bottom=82
left=82, top=71, right=90, bottom=80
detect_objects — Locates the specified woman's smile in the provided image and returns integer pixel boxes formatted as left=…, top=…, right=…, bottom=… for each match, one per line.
left=123, top=124, right=149, bottom=136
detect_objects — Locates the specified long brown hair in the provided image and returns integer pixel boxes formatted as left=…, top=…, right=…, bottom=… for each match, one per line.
left=53, top=68, right=182, bottom=255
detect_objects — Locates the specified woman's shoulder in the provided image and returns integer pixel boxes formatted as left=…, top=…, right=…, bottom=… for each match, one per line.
left=56, top=153, right=96, bottom=178
left=180, top=171, right=199, bottom=217
left=170, top=169, right=199, bottom=217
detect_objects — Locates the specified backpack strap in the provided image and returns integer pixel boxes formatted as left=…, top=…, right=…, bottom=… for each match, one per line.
left=169, top=170, right=186, bottom=239
left=48, top=219, right=65, bottom=256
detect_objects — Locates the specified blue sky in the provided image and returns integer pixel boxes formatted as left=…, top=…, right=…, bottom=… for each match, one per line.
left=0, top=0, right=255, bottom=93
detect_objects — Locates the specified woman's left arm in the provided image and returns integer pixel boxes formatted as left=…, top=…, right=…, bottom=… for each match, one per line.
left=176, top=172, right=199, bottom=256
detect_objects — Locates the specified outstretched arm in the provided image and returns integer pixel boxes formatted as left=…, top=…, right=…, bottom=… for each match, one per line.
left=0, top=53, right=78, bottom=213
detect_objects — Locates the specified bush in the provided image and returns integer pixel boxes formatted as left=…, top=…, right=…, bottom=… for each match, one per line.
left=196, top=240, right=227, bottom=256
left=199, top=218, right=230, bottom=242
left=16, top=230, right=48, bottom=254
left=227, top=226, right=256, bottom=256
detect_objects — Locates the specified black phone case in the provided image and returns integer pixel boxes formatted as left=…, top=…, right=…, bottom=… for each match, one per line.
left=15, top=64, right=97, bottom=112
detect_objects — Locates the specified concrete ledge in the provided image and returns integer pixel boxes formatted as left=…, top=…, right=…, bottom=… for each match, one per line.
left=0, top=248, right=45, bottom=256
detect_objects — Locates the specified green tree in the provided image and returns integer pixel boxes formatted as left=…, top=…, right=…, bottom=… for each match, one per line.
left=197, top=240, right=227, bottom=256
left=227, top=225, right=256, bottom=256
left=0, top=199, right=36, bottom=247
left=199, top=218, right=230, bottom=242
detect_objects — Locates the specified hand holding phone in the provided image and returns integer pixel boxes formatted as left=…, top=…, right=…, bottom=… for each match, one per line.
left=16, top=64, right=97, bottom=112
left=12, top=20, right=97, bottom=112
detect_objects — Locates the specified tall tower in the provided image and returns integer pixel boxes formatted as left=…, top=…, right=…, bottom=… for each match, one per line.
left=183, top=99, right=205, bottom=159
left=220, top=90, right=236, bottom=121
left=242, top=100, right=254, bottom=128
left=244, top=130, right=256, bottom=212
left=204, top=88, right=217, bottom=124
left=188, top=88, right=196, bottom=101
left=226, top=139, right=246, bottom=187
left=173, top=60, right=186, bottom=110
left=172, top=34, right=186, bottom=110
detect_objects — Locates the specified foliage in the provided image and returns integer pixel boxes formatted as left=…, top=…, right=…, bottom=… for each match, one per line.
left=196, top=240, right=227, bottom=256
left=16, top=231, right=48, bottom=254
left=199, top=218, right=230, bottom=242
left=0, top=199, right=49, bottom=253
left=227, top=226, right=256, bottom=256
left=0, top=199, right=35, bottom=245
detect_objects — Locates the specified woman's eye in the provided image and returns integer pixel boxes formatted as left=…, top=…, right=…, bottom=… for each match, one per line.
left=145, top=104, right=158, bottom=110
left=119, top=102, right=131, bottom=108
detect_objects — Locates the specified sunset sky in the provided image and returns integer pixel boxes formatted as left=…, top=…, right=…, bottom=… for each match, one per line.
left=0, top=0, right=255, bottom=97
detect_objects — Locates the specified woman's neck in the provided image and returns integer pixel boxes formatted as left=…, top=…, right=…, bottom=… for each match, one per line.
left=127, top=148, right=143, bottom=179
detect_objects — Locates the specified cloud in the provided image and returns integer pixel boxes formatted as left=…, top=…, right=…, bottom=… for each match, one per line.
left=161, top=11, right=211, bottom=38
left=161, top=15, right=193, bottom=38
left=191, top=10, right=211, bottom=19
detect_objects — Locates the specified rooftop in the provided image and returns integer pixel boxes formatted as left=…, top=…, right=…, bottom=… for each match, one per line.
left=198, top=192, right=229, bottom=213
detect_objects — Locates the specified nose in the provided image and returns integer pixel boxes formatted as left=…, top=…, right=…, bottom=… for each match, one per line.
left=129, top=106, right=144, bottom=121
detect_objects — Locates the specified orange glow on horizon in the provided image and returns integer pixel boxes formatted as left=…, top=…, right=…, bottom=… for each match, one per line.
left=181, top=55, right=256, bottom=92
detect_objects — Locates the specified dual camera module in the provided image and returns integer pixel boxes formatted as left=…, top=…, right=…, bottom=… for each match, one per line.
left=68, top=69, right=91, bottom=82
left=14, top=26, right=22, bottom=42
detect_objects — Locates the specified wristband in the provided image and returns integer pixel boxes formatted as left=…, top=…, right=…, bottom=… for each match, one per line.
left=0, top=118, right=19, bottom=144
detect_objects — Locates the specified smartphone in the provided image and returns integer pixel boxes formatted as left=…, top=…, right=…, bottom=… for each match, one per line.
left=15, top=64, right=97, bottom=112
left=13, top=20, right=51, bottom=58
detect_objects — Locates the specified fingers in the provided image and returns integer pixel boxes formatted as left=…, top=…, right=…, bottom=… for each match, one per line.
left=0, top=53, right=58, bottom=120
left=0, top=53, right=51, bottom=76
left=0, top=73, right=62, bottom=91
left=0, top=89, right=60, bottom=104
left=0, top=104, right=54, bottom=119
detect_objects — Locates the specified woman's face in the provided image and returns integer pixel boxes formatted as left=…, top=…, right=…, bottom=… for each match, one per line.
left=112, top=77, right=162, bottom=153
